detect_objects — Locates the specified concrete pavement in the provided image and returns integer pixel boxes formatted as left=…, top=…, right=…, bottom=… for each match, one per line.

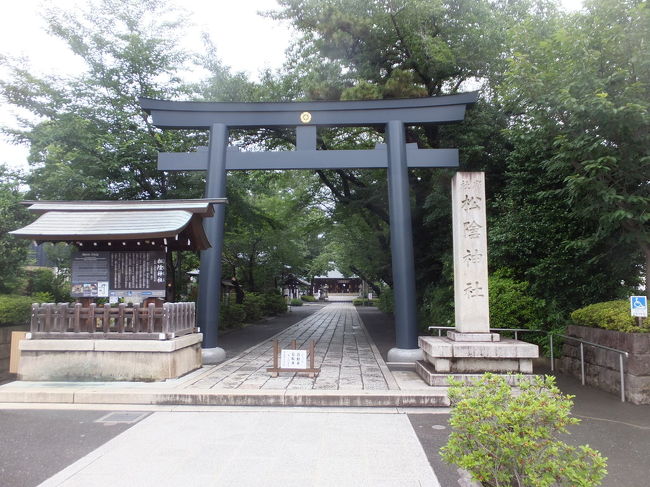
left=1, top=301, right=649, bottom=486
left=0, top=302, right=448, bottom=407
left=37, top=410, right=441, bottom=487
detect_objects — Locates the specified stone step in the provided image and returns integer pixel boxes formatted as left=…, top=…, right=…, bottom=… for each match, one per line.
left=415, top=360, right=538, bottom=387
left=0, top=386, right=451, bottom=408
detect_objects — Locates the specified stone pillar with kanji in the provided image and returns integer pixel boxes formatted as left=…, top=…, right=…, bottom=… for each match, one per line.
left=448, top=172, right=498, bottom=341
left=417, top=172, right=538, bottom=382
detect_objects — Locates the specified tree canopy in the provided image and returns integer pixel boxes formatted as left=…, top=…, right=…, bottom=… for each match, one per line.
left=1, top=0, right=647, bottom=325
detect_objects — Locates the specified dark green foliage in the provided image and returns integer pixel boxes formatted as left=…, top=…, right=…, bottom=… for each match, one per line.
left=420, top=270, right=545, bottom=331
left=289, top=298, right=303, bottom=306
left=261, top=292, right=288, bottom=316
left=571, top=300, right=647, bottom=333
left=377, top=287, right=393, bottom=314
left=498, top=0, right=650, bottom=301
left=242, top=293, right=265, bottom=322
left=301, top=295, right=316, bottom=302
left=352, top=298, right=377, bottom=306
left=219, top=304, right=246, bottom=329
left=442, top=374, right=607, bottom=487
left=0, top=295, right=52, bottom=326
left=488, top=269, right=545, bottom=330
left=24, top=268, right=70, bottom=303
left=0, top=166, right=31, bottom=293
left=419, top=283, right=454, bottom=329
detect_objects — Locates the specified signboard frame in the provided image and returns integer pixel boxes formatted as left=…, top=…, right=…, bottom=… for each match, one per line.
left=71, top=250, right=166, bottom=299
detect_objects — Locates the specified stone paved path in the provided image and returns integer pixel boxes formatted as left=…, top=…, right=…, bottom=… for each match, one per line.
left=185, top=302, right=398, bottom=391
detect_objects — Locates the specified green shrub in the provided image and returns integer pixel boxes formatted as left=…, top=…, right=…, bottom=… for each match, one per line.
left=0, top=295, right=34, bottom=326
left=0, top=294, right=53, bottom=326
left=301, top=294, right=316, bottom=302
left=571, top=300, right=645, bottom=333
left=441, top=373, right=607, bottom=487
left=243, top=293, right=264, bottom=322
left=261, top=292, right=287, bottom=316
left=289, top=298, right=303, bottom=306
left=220, top=303, right=246, bottom=328
left=489, top=269, right=545, bottom=330
left=420, top=270, right=547, bottom=336
left=377, top=287, right=393, bottom=314
left=420, top=283, right=454, bottom=327
left=25, top=268, right=70, bottom=302
left=353, top=298, right=377, bottom=306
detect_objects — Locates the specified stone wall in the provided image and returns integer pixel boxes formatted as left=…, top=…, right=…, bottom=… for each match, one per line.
left=559, top=325, right=650, bottom=404
left=0, top=325, right=29, bottom=382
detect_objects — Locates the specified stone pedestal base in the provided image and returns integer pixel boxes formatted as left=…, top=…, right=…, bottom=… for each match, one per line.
left=202, top=347, right=226, bottom=364
left=415, top=360, right=538, bottom=386
left=447, top=331, right=500, bottom=342
left=18, top=334, right=203, bottom=382
left=387, top=347, right=424, bottom=363
left=418, top=335, right=538, bottom=374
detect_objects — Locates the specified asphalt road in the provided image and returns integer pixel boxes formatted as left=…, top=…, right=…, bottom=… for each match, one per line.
left=2, top=305, right=649, bottom=487
left=0, top=409, right=147, bottom=487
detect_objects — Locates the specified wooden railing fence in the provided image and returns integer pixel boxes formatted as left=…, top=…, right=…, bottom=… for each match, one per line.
left=30, top=302, right=196, bottom=340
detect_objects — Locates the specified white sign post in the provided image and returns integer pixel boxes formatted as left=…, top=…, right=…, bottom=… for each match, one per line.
left=280, top=349, right=307, bottom=369
left=630, top=296, right=648, bottom=318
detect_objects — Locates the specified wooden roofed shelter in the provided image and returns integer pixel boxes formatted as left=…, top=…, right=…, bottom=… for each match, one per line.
left=9, top=199, right=226, bottom=381
left=10, top=198, right=226, bottom=338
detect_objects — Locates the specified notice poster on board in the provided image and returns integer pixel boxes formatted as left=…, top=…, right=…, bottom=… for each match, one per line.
left=71, top=251, right=166, bottom=299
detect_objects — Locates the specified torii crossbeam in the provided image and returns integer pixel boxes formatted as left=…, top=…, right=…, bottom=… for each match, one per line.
left=141, top=93, right=478, bottom=363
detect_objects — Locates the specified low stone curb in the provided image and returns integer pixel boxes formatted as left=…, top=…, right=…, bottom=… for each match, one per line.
left=0, top=386, right=450, bottom=407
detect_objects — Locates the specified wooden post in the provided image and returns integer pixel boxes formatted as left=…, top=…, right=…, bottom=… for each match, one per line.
left=44, top=303, right=52, bottom=332
left=31, top=303, right=40, bottom=333
left=147, top=303, right=155, bottom=333
left=162, top=303, right=170, bottom=335
left=117, top=303, right=126, bottom=333
left=56, top=303, right=68, bottom=332
left=103, top=303, right=111, bottom=333
left=133, top=304, right=141, bottom=333
left=88, top=303, right=96, bottom=333
left=73, top=302, right=81, bottom=332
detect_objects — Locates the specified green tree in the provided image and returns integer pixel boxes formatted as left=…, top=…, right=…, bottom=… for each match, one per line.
left=0, top=0, right=197, bottom=201
left=0, top=165, right=31, bottom=293
left=499, top=0, right=650, bottom=298
left=270, top=0, right=537, bottom=303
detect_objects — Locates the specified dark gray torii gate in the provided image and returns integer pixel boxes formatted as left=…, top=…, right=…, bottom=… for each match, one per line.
left=140, top=93, right=478, bottom=362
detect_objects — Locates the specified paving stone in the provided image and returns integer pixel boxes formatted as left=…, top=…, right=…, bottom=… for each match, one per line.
left=186, top=303, right=393, bottom=392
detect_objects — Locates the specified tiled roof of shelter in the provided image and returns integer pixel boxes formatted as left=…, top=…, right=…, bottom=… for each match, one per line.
left=10, top=199, right=226, bottom=251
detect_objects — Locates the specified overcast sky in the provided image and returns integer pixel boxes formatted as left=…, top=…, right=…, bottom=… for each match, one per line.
left=0, top=0, right=584, bottom=171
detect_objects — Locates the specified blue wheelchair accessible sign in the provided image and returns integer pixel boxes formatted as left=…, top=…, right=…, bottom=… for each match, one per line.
left=630, top=296, right=648, bottom=318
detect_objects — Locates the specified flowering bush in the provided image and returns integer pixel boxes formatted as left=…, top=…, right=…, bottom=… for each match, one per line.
left=441, top=373, right=607, bottom=487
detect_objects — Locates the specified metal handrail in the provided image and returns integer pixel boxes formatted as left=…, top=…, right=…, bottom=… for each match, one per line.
left=556, top=334, right=629, bottom=403
left=427, top=326, right=630, bottom=402
left=427, top=326, right=544, bottom=342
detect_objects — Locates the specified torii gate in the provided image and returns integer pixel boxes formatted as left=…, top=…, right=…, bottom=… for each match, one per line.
left=140, top=93, right=478, bottom=363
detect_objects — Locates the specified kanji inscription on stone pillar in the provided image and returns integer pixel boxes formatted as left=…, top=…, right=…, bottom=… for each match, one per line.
left=452, top=172, right=490, bottom=333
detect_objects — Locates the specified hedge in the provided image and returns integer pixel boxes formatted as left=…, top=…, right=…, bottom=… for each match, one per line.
left=570, top=299, right=647, bottom=333
left=0, top=294, right=53, bottom=327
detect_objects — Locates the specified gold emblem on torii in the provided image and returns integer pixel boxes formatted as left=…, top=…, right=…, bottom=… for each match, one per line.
left=299, top=111, right=312, bottom=123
